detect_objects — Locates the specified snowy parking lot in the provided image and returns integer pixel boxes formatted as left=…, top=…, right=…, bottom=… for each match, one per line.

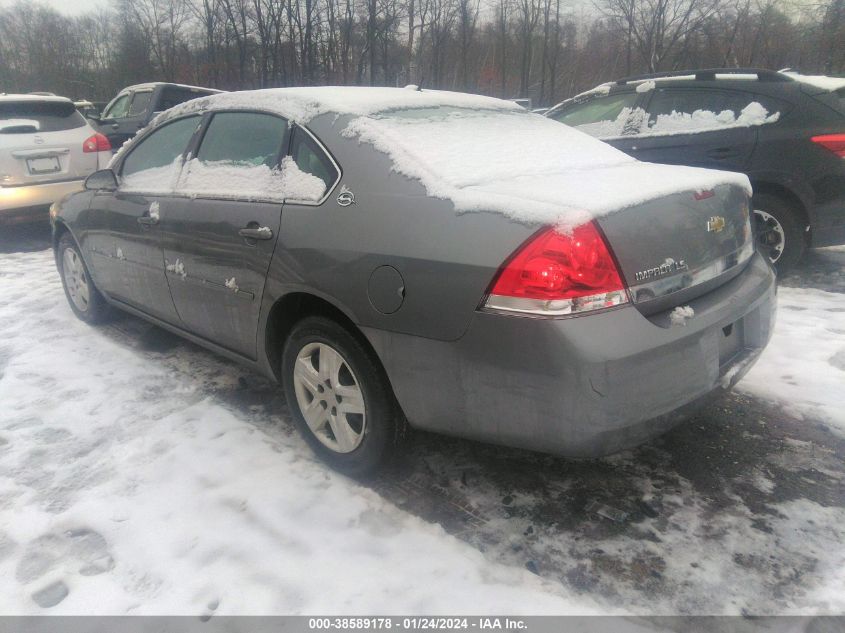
left=1, top=225, right=844, bottom=615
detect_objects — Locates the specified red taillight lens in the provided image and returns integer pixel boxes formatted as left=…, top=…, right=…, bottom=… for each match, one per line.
left=484, top=222, right=629, bottom=316
left=811, top=133, right=845, bottom=158
left=83, top=133, right=111, bottom=153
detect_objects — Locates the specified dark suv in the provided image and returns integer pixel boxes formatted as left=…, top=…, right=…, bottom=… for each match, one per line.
left=90, top=82, right=222, bottom=149
left=546, top=68, right=845, bottom=271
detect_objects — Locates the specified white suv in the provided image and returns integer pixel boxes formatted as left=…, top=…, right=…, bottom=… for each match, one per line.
left=1, top=94, right=112, bottom=224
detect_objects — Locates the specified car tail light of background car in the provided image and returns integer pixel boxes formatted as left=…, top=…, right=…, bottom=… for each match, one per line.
left=83, top=133, right=111, bottom=153
left=483, top=222, right=629, bottom=317
left=811, top=133, right=845, bottom=158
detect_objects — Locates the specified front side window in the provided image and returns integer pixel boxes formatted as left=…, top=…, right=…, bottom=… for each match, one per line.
left=644, top=88, right=781, bottom=135
left=128, top=91, right=153, bottom=117
left=102, top=94, right=130, bottom=120
left=180, top=111, right=288, bottom=199
left=121, top=115, right=201, bottom=192
left=549, top=92, right=641, bottom=138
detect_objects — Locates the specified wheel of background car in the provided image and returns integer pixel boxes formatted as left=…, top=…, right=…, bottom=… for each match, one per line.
left=57, top=233, right=112, bottom=324
left=281, top=316, right=405, bottom=476
left=751, top=193, right=805, bottom=274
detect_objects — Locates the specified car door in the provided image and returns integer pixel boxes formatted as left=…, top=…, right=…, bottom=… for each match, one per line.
left=629, top=87, right=763, bottom=171
left=158, top=111, right=291, bottom=358
left=98, top=89, right=151, bottom=148
left=89, top=115, right=202, bottom=324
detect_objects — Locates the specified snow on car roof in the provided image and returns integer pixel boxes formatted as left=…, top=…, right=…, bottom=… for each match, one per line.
left=781, top=72, right=845, bottom=92
left=0, top=94, right=73, bottom=104
left=154, top=86, right=523, bottom=125
left=141, top=86, right=750, bottom=230
left=342, top=107, right=752, bottom=229
left=124, top=82, right=225, bottom=94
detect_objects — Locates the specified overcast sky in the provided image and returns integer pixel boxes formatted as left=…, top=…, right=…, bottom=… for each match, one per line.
left=1, top=0, right=106, bottom=14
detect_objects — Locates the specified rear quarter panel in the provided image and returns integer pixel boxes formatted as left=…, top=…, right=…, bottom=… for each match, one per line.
left=263, top=114, right=540, bottom=343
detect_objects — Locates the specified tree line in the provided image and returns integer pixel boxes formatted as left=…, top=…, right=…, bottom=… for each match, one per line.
left=0, top=0, right=843, bottom=108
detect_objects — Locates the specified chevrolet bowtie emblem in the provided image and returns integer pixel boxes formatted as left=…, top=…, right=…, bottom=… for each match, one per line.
left=707, top=216, right=726, bottom=233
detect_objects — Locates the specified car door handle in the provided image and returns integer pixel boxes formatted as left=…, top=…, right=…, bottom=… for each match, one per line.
left=138, top=215, right=159, bottom=226
left=238, top=226, right=273, bottom=240
left=111, top=123, right=119, bottom=129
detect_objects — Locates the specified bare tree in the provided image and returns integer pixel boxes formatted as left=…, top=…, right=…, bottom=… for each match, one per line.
left=601, top=0, right=723, bottom=72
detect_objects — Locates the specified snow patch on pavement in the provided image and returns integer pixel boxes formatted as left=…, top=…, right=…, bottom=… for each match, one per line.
left=739, top=287, right=845, bottom=436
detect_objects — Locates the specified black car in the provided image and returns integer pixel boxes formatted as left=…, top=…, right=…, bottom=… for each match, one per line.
left=90, top=82, right=222, bottom=149
left=546, top=68, right=845, bottom=271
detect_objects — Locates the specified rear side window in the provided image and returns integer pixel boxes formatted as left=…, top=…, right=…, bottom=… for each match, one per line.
left=102, top=94, right=130, bottom=120
left=180, top=111, right=288, bottom=199
left=643, top=88, right=782, bottom=135
left=128, top=91, right=153, bottom=117
left=197, top=112, right=286, bottom=166
left=0, top=100, right=86, bottom=133
left=159, top=87, right=211, bottom=111
left=121, top=115, right=201, bottom=192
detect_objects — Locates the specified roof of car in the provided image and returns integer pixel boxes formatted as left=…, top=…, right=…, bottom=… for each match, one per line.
left=0, top=94, right=74, bottom=104
left=153, top=86, right=523, bottom=126
left=547, top=69, right=845, bottom=114
left=121, top=82, right=225, bottom=94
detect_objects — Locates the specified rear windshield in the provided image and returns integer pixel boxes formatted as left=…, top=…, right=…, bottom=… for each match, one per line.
left=0, top=101, right=87, bottom=134
left=362, top=106, right=630, bottom=188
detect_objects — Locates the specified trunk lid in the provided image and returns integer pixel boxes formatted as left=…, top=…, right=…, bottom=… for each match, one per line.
left=595, top=183, right=754, bottom=316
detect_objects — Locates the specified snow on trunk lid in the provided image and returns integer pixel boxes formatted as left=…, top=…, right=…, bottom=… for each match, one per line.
left=595, top=183, right=754, bottom=316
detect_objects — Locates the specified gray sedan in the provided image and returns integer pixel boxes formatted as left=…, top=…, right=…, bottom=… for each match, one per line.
left=51, top=87, right=776, bottom=474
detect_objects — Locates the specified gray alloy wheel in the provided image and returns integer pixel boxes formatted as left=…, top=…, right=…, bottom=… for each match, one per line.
left=753, top=209, right=786, bottom=264
left=281, top=316, right=406, bottom=475
left=292, top=341, right=367, bottom=453
left=57, top=232, right=112, bottom=324
left=62, top=245, right=92, bottom=313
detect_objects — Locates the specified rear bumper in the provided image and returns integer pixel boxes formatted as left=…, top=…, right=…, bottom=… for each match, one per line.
left=365, top=252, right=776, bottom=458
left=0, top=179, right=85, bottom=220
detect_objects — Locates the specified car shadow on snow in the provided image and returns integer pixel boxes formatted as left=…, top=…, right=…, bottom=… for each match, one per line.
left=98, top=309, right=845, bottom=615
left=0, top=222, right=52, bottom=254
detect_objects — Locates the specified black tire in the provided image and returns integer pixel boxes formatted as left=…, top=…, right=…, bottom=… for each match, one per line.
left=281, top=316, right=405, bottom=476
left=752, top=193, right=806, bottom=274
left=57, top=232, right=112, bottom=324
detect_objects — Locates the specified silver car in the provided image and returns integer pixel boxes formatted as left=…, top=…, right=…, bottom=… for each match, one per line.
left=1, top=94, right=112, bottom=224
left=51, top=87, right=776, bottom=474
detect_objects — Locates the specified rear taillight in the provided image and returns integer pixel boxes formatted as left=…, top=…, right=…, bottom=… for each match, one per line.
left=811, top=133, right=845, bottom=158
left=83, top=133, right=111, bottom=153
left=483, top=222, right=629, bottom=317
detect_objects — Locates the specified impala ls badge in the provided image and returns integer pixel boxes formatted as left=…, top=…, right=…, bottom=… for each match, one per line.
left=707, top=215, right=726, bottom=233
left=635, top=257, right=689, bottom=282
left=337, top=185, right=355, bottom=207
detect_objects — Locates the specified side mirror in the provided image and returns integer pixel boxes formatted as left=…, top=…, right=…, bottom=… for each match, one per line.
left=85, top=169, right=118, bottom=192
left=87, top=113, right=101, bottom=123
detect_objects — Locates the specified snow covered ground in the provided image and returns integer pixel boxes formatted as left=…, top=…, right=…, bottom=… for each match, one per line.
left=1, top=244, right=844, bottom=615
left=0, top=249, right=600, bottom=615
left=740, top=285, right=845, bottom=436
